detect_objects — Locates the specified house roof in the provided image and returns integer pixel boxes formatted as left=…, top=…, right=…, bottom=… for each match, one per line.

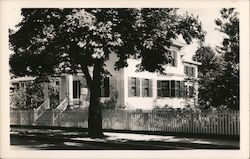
left=10, top=76, right=36, bottom=83
left=182, top=58, right=202, bottom=65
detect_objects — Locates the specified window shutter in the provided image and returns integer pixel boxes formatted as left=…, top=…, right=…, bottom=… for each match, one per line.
left=142, top=78, right=145, bottom=97
left=176, top=81, right=180, bottom=97
left=128, top=77, right=132, bottom=97
left=149, top=79, right=152, bottom=97
left=184, top=66, right=188, bottom=76
left=136, top=78, right=140, bottom=97
left=157, top=81, right=162, bottom=97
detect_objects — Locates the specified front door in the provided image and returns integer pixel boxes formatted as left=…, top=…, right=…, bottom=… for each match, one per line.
left=73, top=80, right=81, bottom=99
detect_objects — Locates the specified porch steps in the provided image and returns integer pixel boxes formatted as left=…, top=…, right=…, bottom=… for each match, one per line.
left=34, top=110, right=54, bottom=126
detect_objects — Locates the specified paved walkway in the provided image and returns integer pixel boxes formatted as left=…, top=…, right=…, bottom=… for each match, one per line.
left=10, top=127, right=239, bottom=150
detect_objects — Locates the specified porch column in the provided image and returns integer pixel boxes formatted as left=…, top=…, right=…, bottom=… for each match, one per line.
left=68, top=75, right=73, bottom=106
left=43, top=82, right=49, bottom=109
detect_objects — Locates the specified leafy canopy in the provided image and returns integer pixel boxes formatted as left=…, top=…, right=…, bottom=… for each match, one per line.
left=10, top=8, right=205, bottom=79
left=195, top=8, right=239, bottom=110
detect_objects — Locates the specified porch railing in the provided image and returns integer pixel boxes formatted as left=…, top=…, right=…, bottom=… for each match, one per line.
left=53, top=98, right=68, bottom=123
left=34, top=98, right=50, bottom=121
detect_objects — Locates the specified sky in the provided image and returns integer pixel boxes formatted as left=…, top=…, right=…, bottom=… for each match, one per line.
left=8, top=8, right=225, bottom=58
left=178, top=8, right=224, bottom=57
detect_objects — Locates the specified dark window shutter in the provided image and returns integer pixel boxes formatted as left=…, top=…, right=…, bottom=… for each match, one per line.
left=136, top=78, right=140, bottom=97
left=128, top=77, right=132, bottom=97
left=157, top=81, right=162, bottom=97
left=149, top=79, right=152, bottom=97
left=184, top=66, right=188, bottom=76
left=176, top=81, right=180, bottom=97
left=142, top=78, right=145, bottom=97
left=170, top=80, right=175, bottom=97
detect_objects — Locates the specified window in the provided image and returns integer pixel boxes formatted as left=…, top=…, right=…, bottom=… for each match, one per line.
left=162, top=81, right=170, bottom=97
left=73, top=80, right=81, bottom=99
left=128, top=77, right=140, bottom=97
left=101, top=77, right=110, bottom=97
left=19, top=82, right=25, bottom=90
left=184, top=65, right=196, bottom=77
left=157, top=80, right=185, bottom=98
left=55, top=80, right=60, bottom=85
left=142, top=79, right=152, bottom=97
left=170, top=51, right=177, bottom=67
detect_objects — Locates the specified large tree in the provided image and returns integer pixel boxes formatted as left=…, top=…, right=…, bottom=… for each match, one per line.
left=9, top=8, right=204, bottom=138
left=195, top=8, right=239, bottom=110
left=215, top=8, right=239, bottom=110
left=194, top=45, right=222, bottom=109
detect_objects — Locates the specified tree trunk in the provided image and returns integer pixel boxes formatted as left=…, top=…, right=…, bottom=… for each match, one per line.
left=88, top=89, right=103, bottom=138
left=87, top=62, right=104, bottom=138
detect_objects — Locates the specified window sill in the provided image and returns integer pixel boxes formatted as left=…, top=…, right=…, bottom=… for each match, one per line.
left=157, top=97, right=184, bottom=99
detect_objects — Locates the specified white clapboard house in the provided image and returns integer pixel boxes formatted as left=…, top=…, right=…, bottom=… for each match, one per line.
left=10, top=39, right=201, bottom=111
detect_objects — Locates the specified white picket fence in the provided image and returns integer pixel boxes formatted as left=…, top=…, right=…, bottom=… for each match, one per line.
left=10, top=109, right=240, bottom=136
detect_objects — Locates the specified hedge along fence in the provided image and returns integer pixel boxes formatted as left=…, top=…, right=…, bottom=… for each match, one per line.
left=10, top=109, right=240, bottom=136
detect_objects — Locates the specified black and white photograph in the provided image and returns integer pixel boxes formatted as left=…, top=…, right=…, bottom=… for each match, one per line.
left=0, top=0, right=249, bottom=159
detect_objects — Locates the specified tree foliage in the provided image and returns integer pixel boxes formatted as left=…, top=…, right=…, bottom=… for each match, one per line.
left=195, top=45, right=222, bottom=109
left=9, top=8, right=205, bottom=137
left=195, top=8, right=239, bottom=110
left=215, top=8, right=239, bottom=110
left=10, top=80, right=59, bottom=110
left=9, top=9, right=205, bottom=76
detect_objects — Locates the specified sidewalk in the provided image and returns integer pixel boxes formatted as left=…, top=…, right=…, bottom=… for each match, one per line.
left=10, top=127, right=239, bottom=150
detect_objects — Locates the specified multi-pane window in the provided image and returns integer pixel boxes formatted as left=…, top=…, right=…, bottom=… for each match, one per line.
left=161, top=81, right=170, bottom=97
left=169, top=51, right=177, bottom=67
left=157, top=80, right=185, bottom=98
left=184, top=65, right=196, bottom=77
left=101, top=77, right=110, bottom=97
left=142, top=78, right=152, bottom=97
left=128, top=77, right=140, bottom=97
